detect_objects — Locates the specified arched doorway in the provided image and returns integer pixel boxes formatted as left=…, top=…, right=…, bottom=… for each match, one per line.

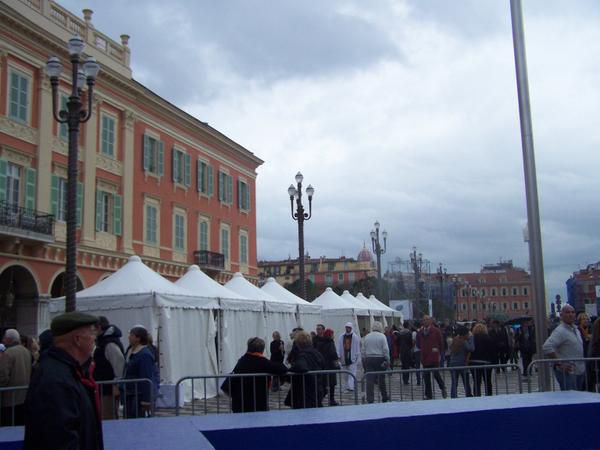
left=49, top=272, right=84, bottom=298
left=0, top=265, right=39, bottom=337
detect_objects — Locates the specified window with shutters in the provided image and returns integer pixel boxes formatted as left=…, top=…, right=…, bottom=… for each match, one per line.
left=144, top=202, right=159, bottom=244
left=5, top=162, right=21, bottom=209
left=198, top=217, right=210, bottom=251
left=325, top=273, right=333, bottom=286
left=55, top=177, right=67, bottom=222
left=238, top=179, right=251, bottom=211
left=523, top=287, right=529, bottom=296
left=348, top=272, right=355, bottom=283
left=142, top=133, right=164, bottom=176
left=101, top=114, right=116, bottom=157
left=239, top=230, right=248, bottom=267
left=8, top=68, right=30, bottom=124
left=172, top=147, right=191, bottom=187
left=220, top=223, right=230, bottom=269
left=218, top=171, right=233, bottom=204
left=197, top=160, right=213, bottom=196
left=173, top=210, right=186, bottom=252
left=95, top=189, right=122, bottom=235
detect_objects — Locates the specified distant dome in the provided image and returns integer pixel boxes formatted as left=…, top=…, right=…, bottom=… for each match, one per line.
left=357, top=243, right=373, bottom=262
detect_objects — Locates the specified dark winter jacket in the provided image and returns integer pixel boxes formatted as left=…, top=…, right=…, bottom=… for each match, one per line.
left=313, top=336, right=339, bottom=370
left=225, top=353, right=287, bottom=413
left=122, top=346, right=156, bottom=404
left=93, top=325, right=124, bottom=395
left=471, top=334, right=497, bottom=364
left=287, top=347, right=326, bottom=409
left=24, top=347, right=103, bottom=450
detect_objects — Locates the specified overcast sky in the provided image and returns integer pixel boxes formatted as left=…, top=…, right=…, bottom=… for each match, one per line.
left=60, top=0, right=600, bottom=302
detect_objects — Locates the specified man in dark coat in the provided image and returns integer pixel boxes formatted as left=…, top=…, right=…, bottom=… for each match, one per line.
left=93, top=316, right=125, bottom=419
left=24, top=312, right=103, bottom=450
left=224, top=337, right=287, bottom=413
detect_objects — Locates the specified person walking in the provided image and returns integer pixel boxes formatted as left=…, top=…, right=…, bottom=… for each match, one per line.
left=313, top=325, right=340, bottom=406
left=417, top=316, right=447, bottom=399
left=449, top=326, right=474, bottom=398
left=394, top=322, right=414, bottom=385
left=269, top=331, right=285, bottom=392
left=542, top=305, right=584, bottom=391
left=337, top=322, right=360, bottom=392
left=0, top=329, right=32, bottom=426
left=287, top=331, right=326, bottom=409
left=122, top=326, right=156, bottom=418
left=224, top=337, right=288, bottom=413
left=93, top=317, right=125, bottom=420
left=470, top=323, right=496, bottom=397
left=361, top=321, right=390, bottom=403
left=24, top=312, right=103, bottom=450
left=516, top=319, right=536, bottom=378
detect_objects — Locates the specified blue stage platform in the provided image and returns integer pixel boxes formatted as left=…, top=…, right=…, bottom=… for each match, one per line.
left=1, top=391, right=599, bottom=449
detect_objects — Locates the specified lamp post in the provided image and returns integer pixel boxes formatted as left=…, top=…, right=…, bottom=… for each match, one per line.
left=370, top=221, right=387, bottom=302
left=288, top=172, right=314, bottom=300
left=451, top=276, right=462, bottom=321
left=46, top=35, right=100, bottom=312
left=410, top=247, right=429, bottom=318
left=436, top=263, right=448, bottom=319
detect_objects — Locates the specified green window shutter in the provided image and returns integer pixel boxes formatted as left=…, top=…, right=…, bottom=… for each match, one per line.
left=158, top=141, right=164, bottom=176
left=245, top=183, right=251, bottom=211
left=196, top=160, right=202, bottom=192
left=113, top=194, right=122, bottom=236
left=76, top=182, right=83, bottom=227
left=25, top=168, right=36, bottom=210
left=184, top=153, right=191, bottom=187
left=9, top=73, right=19, bottom=119
left=172, top=147, right=178, bottom=182
left=0, top=160, right=8, bottom=203
left=95, top=190, right=103, bottom=231
left=143, top=134, right=150, bottom=171
left=19, top=76, right=28, bottom=122
left=218, top=172, right=224, bottom=201
left=50, top=174, right=59, bottom=216
left=226, top=175, right=233, bottom=204
left=237, top=180, right=242, bottom=209
left=207, top=165, right=213, bottom=196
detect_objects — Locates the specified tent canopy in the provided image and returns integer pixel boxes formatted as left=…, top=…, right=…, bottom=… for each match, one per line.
left=313, top=287, right=355, bottom=310
left=175, top=265, right=243, bottom=300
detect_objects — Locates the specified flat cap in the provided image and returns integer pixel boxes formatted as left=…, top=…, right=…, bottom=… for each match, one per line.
left=51, top=312, right=99, bottom=337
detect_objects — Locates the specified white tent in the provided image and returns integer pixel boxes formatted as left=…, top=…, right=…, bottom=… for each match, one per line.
left=368, top=294, right=402, bottom=326
left=340, top=290, right=374, bottom=331
left=260, top=277, right=322, bottom=331
left=312, top=288, right=360, bottom=337
left=224, top=273, right=297, bottom=371
left=48, top=256, right=219, bottom=399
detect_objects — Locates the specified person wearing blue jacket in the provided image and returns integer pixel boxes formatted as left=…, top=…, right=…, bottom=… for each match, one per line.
left=122, top=326, right=156, bottom=418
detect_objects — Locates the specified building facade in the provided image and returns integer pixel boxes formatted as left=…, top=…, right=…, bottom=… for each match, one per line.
left=451, top=261, right=533, bottom=321
left=566, top=262, right=600, bottom=313
left=0, top=0, right=262, bottom=335
left=258, top=245, right=376, bottom=300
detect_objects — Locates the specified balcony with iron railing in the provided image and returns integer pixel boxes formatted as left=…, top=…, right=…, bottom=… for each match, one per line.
left=0, top=201, right=54, bottom=243
left=194, top=250, right=225, bottom=272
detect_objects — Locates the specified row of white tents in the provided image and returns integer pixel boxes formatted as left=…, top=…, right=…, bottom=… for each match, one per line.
left=48, top=255, right=402, bottom=398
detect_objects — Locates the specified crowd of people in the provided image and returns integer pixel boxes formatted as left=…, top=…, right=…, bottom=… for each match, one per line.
left=0, top=312, right=161, bottom=449
left=0, top=304, right=599, bottom=448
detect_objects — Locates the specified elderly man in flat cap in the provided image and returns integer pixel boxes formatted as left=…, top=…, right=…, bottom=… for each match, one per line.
left=24, top=312, right=104, bottom=450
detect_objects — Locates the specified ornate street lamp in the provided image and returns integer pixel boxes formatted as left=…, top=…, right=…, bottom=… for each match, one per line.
left=46, top=35, right=100, bottom=312
left=436, top=263, right=448, bottom=319
left=370, top=221, right=387, bottom=302
left=288, top=172, right=314, bottom=300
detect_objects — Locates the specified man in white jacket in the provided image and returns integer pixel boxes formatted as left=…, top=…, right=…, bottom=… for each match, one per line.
left=337, top=322, right=361, bottom=391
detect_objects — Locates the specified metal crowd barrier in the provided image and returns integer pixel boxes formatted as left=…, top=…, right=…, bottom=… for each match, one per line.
left=0, top=378, right=155, bottom=427
left=175, top=369, right=358, bottom=416
left=97, top=378, right=155, bottom=420
left=361, top=363, right=522, bottom=403
left=526, top=357, right=600, bottom=393
left=0, top=385, right=28, bottom=427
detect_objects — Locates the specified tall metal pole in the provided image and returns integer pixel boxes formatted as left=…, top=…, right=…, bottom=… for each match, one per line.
left=510, top=0, right=550, bottom=390
left=370, top=222, right=387, bottom=302
left=289, top=173, right=313, bottom=300
left=47, top=37, right=99, bottom=312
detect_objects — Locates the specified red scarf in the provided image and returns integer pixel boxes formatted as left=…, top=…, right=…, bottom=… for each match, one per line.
left=75, top=360, right=102, bottom=422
